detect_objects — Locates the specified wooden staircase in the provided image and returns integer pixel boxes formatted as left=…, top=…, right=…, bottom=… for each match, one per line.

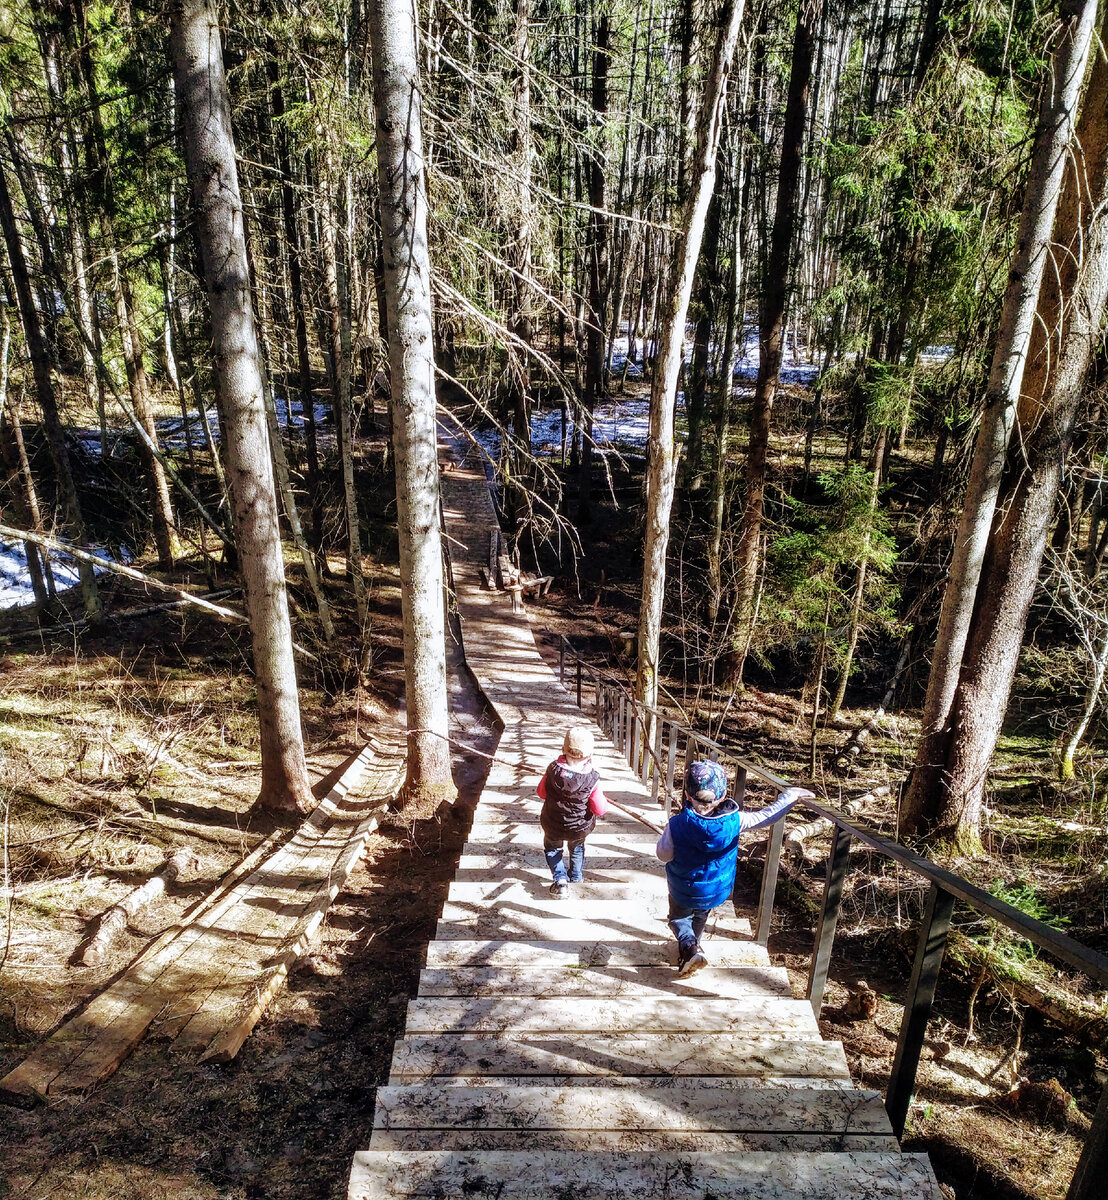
left=346, top=448, right=942, bottom=1198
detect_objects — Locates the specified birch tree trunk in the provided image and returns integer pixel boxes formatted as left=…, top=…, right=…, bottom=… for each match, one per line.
left=368, top=0, right=453, bottom=794
left=635, top=0, right=747, bottom=714
left=170, top=0, right=314, bottom=818
left=902, top=0, right=1099, bottom=836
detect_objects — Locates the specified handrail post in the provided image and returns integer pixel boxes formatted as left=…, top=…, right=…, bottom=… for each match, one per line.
left=593, top=669, right=600, bottom=719
left=665, top=722, right=678, bottom=817
left=806, top=824, right=853, bottom=1016
left=733, top=766, right=747, bottom=807
left=559, top=638, right=565, bottom=684
left=754, top=817, right=786, bottom=946
left=1068, top=1078, right=1108, bottom=1200
left=886, top=882, right=956, bottom=1138
left=650, top=717, right=663, bottom=804
left=576, top=660, right=582, bottom=709
left=631, top=694, right=641, bottom=776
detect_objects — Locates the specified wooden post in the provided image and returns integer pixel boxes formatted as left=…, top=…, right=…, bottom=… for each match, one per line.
left=1068, top=1079, right=1108, bottom=1200
left=806, top=824, right=853, bottom=1015
left=665, top=722, right=678, bottom=817
left=754, top=817, right=785, bottom=946
left=886, top=882, right=956, bottom=1137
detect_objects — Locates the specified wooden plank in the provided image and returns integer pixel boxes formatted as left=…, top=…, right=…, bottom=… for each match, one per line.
left=422, top=939, right=772, bottom=969
left=455, top=857, right=658, bottom=878
left=197, top=763, right=403, bottom=1061
left=371, top=1130, right=901, bottom=1151
left=348, top=1150, right=945, bottom=1199
left=435, top=913, right=752, bottom=943
left=388, top=1034, right=844, bottom=1082
left=403, top=996, right=821, bottom=1035
left=371, top=1084, right=892, bottom=1135
left=0, top=823, right=290, bottom=1104
left=173, top=758, right=402, bottom=1055
left=462, top=834, right=660, bottom=855
left=0, top=744, right=394, bottom=1102
left=445, top=880, right=668, bottom=905
left=417, top=964, right=793, bottom=999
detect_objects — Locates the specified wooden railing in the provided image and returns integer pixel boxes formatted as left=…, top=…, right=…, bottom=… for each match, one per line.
left=554, top=634, right=1108, bottom=1200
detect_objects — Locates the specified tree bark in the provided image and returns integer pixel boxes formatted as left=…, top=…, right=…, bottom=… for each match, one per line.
left=320, top=140, right=368, bottom=629
left=368, top=0, right=453, bottom=794
left=268, top=52, right=323, bottom=554
left=636, top=0, right=747, bottom=714
left=577, top=11, right=611, bottom=524
left=903, top=0, right=1100, bottom=838
left=0, top=155, right=101, bottom=622
left=731, top=0, right=818, bottom=684
left=171, top=0, right=314, bottom=818
left=907, top=3, right=1108, bottom=848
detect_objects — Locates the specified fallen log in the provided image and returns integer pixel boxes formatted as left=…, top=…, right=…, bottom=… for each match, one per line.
left=830, top=646, right=909, bottom=770
left=80, top=849, right=196, bottom=966
left=783, top=789, right=890, bottom=861
left=951, top=933, right=1108, bottom=1049
left=0, top=523, right=315, bottom=660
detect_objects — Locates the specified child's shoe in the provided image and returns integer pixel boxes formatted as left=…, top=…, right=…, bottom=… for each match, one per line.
left=550, top=880, right=570, bottom=899
left=677, top=943, right=708, bottom=978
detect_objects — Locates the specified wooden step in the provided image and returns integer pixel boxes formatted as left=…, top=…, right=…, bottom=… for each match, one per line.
left=423, top=938, right=771, bottom=969
left=439, top=897, right=749, bottom=927
left=417, top=963, right=793, bottom=999
left=403, top=995, right=821, bottom=1035
left=456, top=857, right=659, bottom=878
left=349, top=1150, right=943, bottom=1199
left=388, top=1033, right=843, bottom=1083
left=368, top=1084, right=894, bottom=1151
left=463, top=839, right=659, bottom=860
left=436, top=909, right=751, bottom=943
left=446, top=879, right=668, bottom=905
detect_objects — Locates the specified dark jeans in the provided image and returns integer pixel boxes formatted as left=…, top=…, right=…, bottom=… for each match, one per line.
left=544, top=837, right=586, bottom=884
left=668, top=896, right=710, bottom=953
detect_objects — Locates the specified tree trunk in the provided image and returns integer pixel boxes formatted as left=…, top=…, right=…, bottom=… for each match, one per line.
left=707, top=203, right=743, bottom=628
left=368, top=0, right=453, bottom=794
left=0, top=304, right=50, bottom=607
left=907, top=3, right=1108, bottom=849
left=903, top=0, right=1099, bottom=838
left=731, top=0, right=818, bottom=683
left=171, top=0, right=314, bottom=818
left=577, top=12, right=611, bottom=524
left=636, top=0, right=747, bottom=714
left=320, top=141, right=368, bottom=629
left=268, top=52, right=323, bottom=553
left=0, top=156, right=101, bottom=622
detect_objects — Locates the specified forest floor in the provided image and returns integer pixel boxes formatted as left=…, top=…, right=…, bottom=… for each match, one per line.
left=0, top=405, right=1105, bottom=1199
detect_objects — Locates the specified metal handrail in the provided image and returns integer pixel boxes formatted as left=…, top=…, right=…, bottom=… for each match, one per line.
left=555, top=633, right=1107, bottom=1200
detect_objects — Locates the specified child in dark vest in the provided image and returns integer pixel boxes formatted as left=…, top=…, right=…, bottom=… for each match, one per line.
left=656, top=760, right=813, bottom=976
left=537, top=726, right=609, bottom=898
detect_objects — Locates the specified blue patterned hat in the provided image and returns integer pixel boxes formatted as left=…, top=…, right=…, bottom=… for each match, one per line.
left=684, top=760, right=727, bottom=809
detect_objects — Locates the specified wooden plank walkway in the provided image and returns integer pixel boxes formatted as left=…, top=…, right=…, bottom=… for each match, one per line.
left=1, top=736, right=405, bottom=1104
left=348, top=447, right=941, bottom=1198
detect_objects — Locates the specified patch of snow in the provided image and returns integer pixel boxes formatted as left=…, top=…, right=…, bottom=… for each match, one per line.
left=0, top=538, right=129, bottom=612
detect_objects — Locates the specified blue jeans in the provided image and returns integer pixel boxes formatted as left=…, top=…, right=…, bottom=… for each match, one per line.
left=668, top=896, right=710, bottom=953
left=545, top=838, right=586, bottom=884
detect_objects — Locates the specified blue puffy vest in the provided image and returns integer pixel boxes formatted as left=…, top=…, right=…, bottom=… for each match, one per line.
left=665, top=799, right=743, bottom=909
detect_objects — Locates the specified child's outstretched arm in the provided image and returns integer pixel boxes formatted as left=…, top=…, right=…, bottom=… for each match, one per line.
left=655, top=820, right=675, bottom=862
left=738, top=785, right=816, bottom=833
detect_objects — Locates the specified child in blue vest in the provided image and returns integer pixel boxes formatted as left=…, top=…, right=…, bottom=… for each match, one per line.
left=537, top=726, right=609, bottom=899
left=656, top=760, right=813, bottom=976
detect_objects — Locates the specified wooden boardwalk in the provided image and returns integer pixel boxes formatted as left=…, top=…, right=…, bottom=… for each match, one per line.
left=2, top=737, right=404, bottom=1104
left=348, top=448, right=941, bottom=1197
